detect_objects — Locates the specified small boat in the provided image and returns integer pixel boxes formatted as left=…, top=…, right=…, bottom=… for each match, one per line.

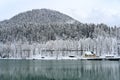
left=69, top=55, right=75, bottom=58
left=104, top=54, right=120, bottom=61
left=105, top=55, right=115, bottom=58
left=41, top=57, right=45, bottom=58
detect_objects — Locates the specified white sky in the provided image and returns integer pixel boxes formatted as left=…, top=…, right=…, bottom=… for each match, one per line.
left=0, top=0, right=120, bottom=26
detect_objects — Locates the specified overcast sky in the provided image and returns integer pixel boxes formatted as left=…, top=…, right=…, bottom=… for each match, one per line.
left=0, top=0, right=120, bottom=26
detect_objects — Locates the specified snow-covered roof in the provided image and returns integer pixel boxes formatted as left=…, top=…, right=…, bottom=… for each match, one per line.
left=84, top=51, right=94, bottom=55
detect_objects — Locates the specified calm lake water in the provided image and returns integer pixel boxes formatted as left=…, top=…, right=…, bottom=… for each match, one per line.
left=0, top=60, right=120, bottom=80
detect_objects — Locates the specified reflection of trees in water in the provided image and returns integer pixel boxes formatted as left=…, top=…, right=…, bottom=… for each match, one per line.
left=0, top=60, right=120, bottom=80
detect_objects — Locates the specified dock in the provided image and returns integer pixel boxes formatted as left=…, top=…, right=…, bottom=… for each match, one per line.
left=82, top=57, right=120, bottom=61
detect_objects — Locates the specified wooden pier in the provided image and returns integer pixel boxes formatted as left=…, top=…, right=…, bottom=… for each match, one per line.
left=83, top=57, right=120, bottom=61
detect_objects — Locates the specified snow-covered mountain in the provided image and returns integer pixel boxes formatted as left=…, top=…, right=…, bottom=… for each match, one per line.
left=0, top=9, right=119, bottom=59
left=0, top=9, right=118, bottom=42
left=10, top=9, right=78, bottom=24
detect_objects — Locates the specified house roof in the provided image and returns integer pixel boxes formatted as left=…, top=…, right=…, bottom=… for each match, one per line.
left=84, top=51, right=94, bottom=55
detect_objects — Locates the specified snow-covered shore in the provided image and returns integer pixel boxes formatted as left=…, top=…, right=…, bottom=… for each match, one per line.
left=0, top=37, right=119, bottom=60
left=1, top=55, right=120, bottom=60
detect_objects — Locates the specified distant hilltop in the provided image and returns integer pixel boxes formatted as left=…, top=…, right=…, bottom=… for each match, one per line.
left=9, top=8, right=78, bottom=24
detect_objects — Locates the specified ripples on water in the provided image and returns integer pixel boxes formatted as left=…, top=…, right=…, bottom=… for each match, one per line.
left=0, top=60, right=120, bottom=80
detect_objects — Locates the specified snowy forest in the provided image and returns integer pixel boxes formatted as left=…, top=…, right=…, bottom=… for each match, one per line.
left=0, top=9, right=120, bottom=59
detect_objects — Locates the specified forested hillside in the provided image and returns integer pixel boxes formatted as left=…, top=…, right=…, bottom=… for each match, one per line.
left=0, top=9, right=119, bottom=58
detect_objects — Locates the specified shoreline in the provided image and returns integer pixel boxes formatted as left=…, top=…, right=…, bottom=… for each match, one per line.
left=1, top=57, right=120, bottom=61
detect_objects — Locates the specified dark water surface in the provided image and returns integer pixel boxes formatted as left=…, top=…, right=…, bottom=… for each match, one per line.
left=0, top=60, right=120, bottom=80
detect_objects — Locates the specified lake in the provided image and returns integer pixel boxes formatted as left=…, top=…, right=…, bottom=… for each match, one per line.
left=0, top=60, right=120, bottom=80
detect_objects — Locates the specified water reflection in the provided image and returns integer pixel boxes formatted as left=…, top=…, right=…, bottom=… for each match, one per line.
left=0, top=60, right=120, bottom=80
